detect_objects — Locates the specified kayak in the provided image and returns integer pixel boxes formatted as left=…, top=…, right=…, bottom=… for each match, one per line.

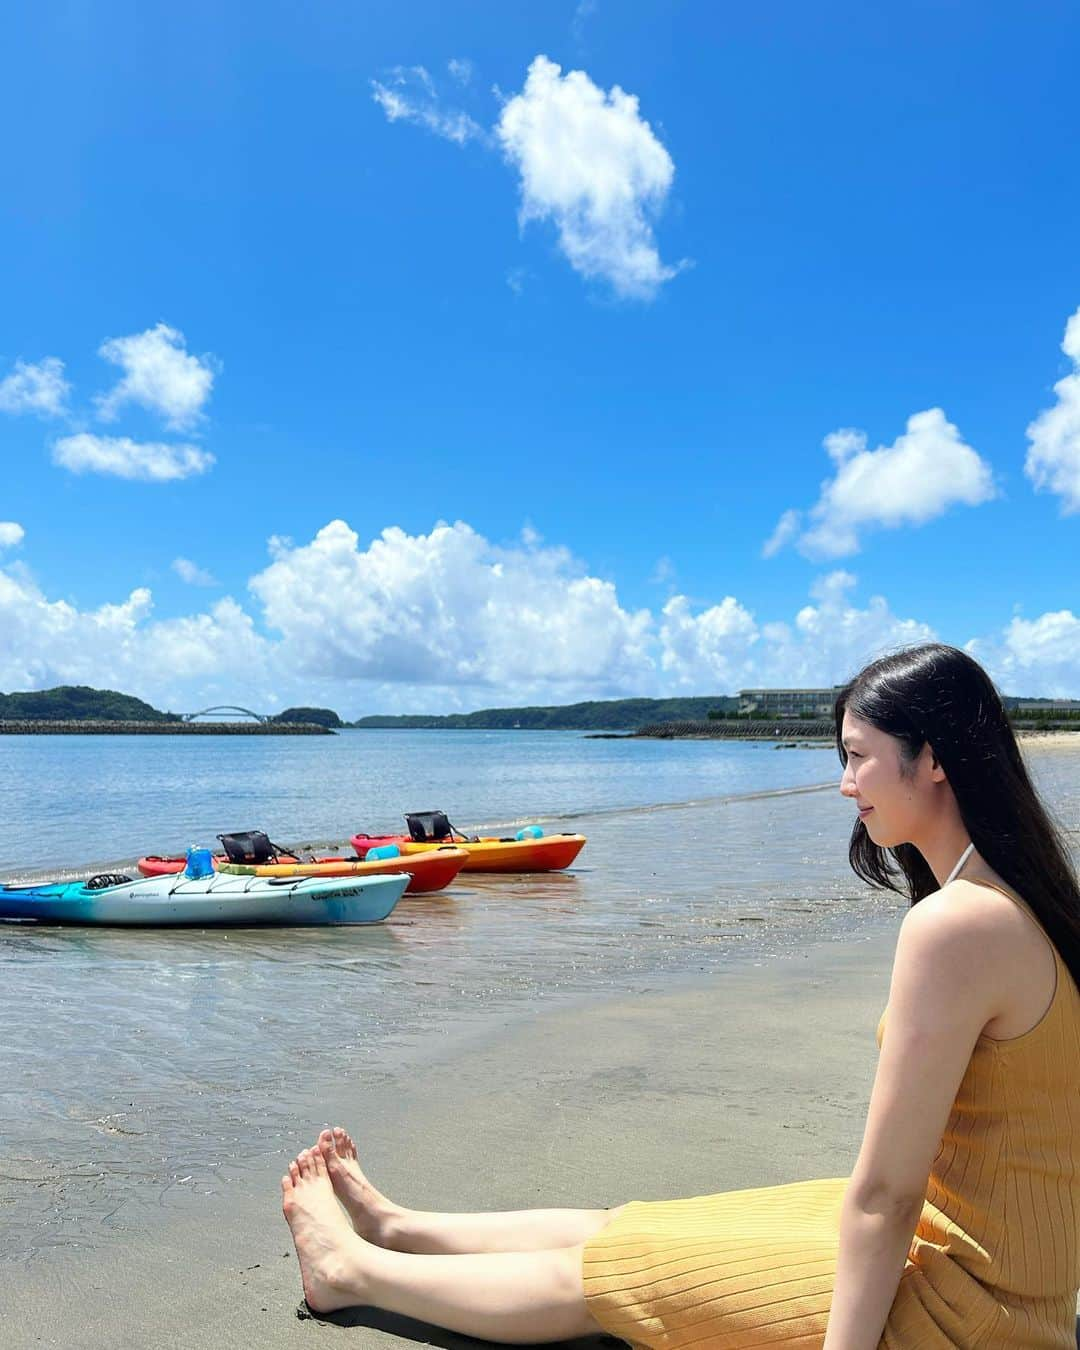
left=138, top=852, right=302, bottom=877
left=349, top=832, right=587, bottom=872
left=0, top=870, right=408, bottom=927
left=214, top=847, right=467, bottom=893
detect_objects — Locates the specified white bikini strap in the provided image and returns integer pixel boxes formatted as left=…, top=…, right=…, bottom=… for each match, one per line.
left=943, top=841, right=975, bottom=887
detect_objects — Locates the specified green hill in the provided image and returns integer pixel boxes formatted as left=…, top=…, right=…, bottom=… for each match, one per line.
left=352, top=695, right=739, bottom=731
left=272, top=706, right=343, bottom=728
left=0, top=685, right=180, bottom=722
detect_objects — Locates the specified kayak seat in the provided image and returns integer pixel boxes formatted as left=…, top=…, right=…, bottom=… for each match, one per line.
left=404, top=811, right=480, bottom=843
left=405, top=810, right=455, bottom=841
left=218, top=830, right=281, bottom=864
left=86, top=873, right=133, bottom=889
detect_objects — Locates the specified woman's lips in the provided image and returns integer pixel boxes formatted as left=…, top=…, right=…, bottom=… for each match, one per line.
left=858, top=806, right=874, bottom=818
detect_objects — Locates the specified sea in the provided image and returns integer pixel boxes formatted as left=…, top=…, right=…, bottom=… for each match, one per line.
left=1, top=729, right=1077, bottom=1261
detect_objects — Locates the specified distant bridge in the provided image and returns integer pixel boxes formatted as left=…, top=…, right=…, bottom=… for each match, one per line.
left=181, top=705, right=269, bottom=724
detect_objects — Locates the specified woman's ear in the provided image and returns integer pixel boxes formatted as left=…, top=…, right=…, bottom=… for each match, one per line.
left=927, top=745, right=947, bottom=783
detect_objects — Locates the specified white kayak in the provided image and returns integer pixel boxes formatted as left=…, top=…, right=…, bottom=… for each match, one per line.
left=0, top=869, right=409, bottom=927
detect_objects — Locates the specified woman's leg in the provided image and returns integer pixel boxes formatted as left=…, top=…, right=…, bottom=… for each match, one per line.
left=283, top=1146, right=601, bottom=1343
left=317, top=1126, right=623, bottom=1253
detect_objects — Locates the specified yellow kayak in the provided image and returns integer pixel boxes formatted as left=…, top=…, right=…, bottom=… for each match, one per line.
left=355, top=833, right=587, bottom=872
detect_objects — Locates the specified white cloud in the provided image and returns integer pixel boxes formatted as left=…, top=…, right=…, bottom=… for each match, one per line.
left=1025, top=304, right=1080, bottom=514
left=659, top=571, right=937, bottom=692
left=0, top=357, right=70, bottom=418
left=761, top=508, right=801, bottom=559
left=447, top=58, right=473, bottom=85
left=496, top=56, right=682, bottom=299
left=572, top=0, right=599, bottom=44
left=4, top=519, right=1079, bottom=715
left=172, top=557, right=218, bottom=587
left=53, top=433, right=215, bottom=482
left=650, top=555, right=676, bottom=586
left=0, top=522, right=25, bottom=550
left=966, top=609, right=1080, bottom=699
left=95, top=323, right=215, bottom=430
left=0, top=563, right=273, bottom=711
left=371, top=66, right=485, bottom=146
left=660, top=593, right=760, bottom=689
left=249, top=518, right=654, bottom=693
left=765, top=408, right=996, bottom=560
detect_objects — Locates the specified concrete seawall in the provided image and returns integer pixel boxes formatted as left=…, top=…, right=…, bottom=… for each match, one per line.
left=0, top=720, right=334, bottom=735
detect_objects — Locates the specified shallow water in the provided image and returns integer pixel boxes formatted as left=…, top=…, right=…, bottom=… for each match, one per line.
left=0, top=735, right=1076, bottom=1261
left=0, top=728, right=837, bottom=876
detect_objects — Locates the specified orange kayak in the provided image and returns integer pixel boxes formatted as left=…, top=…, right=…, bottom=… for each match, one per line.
left=350, top=832, right=586, bottom=872
left=137, top=848, right=466, bottom=894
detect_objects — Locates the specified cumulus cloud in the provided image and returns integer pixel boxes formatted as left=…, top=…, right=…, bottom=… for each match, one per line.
left=371, top=66, right=485, bottom=145
left=659, top=571, right=938, bottom=693
left=250, top=518, right=654, bottom=693
left=1025, top=304, right=1080, bottom=514
left=660, top=593, right=760, bottom=689
left=0, top=357, right=70, bottom=418
left=172, top=557, right=218, bottom=586
left=966, top=609, right=1080, bottom=700
left=0, top=562, right=272, bottom=710
left=2, top=522, right=1079, bottom=710
left=496, top=56, right=682, bottom=299
left=371, top=54, right=682, bottom=298
left=95, top=323, right=215, bottom=430
left=52, top=433, right=215, bottom=482
left=765, top=409, right=996, bottom=560
left=0, top=522, right=25, bottom=550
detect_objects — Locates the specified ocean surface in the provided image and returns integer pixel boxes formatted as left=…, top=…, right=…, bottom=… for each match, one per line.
left=1, top=730, right=1077, bottom=1261
left=0, top=728, right=843, bottom=877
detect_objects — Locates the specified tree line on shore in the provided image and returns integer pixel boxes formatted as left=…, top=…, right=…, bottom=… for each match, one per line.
left=0, top=686, right=342, bottom=727
left=3, top=686, right=1077, bottom=732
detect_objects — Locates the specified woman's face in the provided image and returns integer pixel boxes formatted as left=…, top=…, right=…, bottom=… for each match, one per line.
left=839, top=711, right=936, bottom=848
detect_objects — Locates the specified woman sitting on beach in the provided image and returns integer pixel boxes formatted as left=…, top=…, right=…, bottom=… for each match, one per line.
left=281, top=643, right=1080, bottom=1349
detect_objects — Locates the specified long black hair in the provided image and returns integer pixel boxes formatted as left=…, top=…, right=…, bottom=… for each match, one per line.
left=834, top=642, right=1080, bottom=991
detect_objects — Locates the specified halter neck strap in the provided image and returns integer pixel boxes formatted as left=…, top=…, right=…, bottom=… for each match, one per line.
left=943, top=841, right=975, bottom=887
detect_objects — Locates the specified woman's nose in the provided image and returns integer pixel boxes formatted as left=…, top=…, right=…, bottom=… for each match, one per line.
left=839, top=763, right=857, bottom=797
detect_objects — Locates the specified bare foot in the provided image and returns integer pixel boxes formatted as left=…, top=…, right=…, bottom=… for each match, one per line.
left=316, top=1126, right=401, bottom=1244
left=281, top=1146, right=369, bottom=1313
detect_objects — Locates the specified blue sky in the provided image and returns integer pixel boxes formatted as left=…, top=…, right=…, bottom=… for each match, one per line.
left=2, top=1, right=1078, bottom=715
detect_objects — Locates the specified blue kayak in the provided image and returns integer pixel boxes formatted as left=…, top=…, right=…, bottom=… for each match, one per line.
left=0, top=869, right=408, bottom=927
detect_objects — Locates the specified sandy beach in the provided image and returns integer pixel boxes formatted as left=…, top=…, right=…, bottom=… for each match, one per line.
left=5, top=741, right=1078, bottom=1348
left=1017, top=731, right=1080, bottom=749
left=7, top=920, right=903, bottom=1350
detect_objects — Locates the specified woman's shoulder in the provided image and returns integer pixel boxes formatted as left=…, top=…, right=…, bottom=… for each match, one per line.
left=932, top=876, right=1059, bottom=1041
left=910, top=872, right=1028, bottom=939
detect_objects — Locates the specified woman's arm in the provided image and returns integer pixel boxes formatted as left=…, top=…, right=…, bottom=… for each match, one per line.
left=822, top=883, right=1010, bottom=1350
left=822, top=1189, right=922, bottom=1350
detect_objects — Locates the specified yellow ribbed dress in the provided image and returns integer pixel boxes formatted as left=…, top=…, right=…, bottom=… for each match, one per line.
left=583, top=882, right=1080, bottom=1348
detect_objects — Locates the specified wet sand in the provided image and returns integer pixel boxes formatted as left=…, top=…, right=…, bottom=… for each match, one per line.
left=7, top=920, right=901, bottom=1349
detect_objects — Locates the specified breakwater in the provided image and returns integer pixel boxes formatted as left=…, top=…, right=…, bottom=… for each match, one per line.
left=0, top=720, right=334, bottom=735
left=636, top=720, right=833, bottom=739
left=633, top=719, right=1080, bottom=741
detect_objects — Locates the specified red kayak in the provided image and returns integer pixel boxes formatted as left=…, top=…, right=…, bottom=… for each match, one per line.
left=136, top=847, right=466, bottom=894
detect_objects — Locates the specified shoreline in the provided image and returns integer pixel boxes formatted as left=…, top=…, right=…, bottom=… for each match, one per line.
left=4, top=918, right=902, bottom=1349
